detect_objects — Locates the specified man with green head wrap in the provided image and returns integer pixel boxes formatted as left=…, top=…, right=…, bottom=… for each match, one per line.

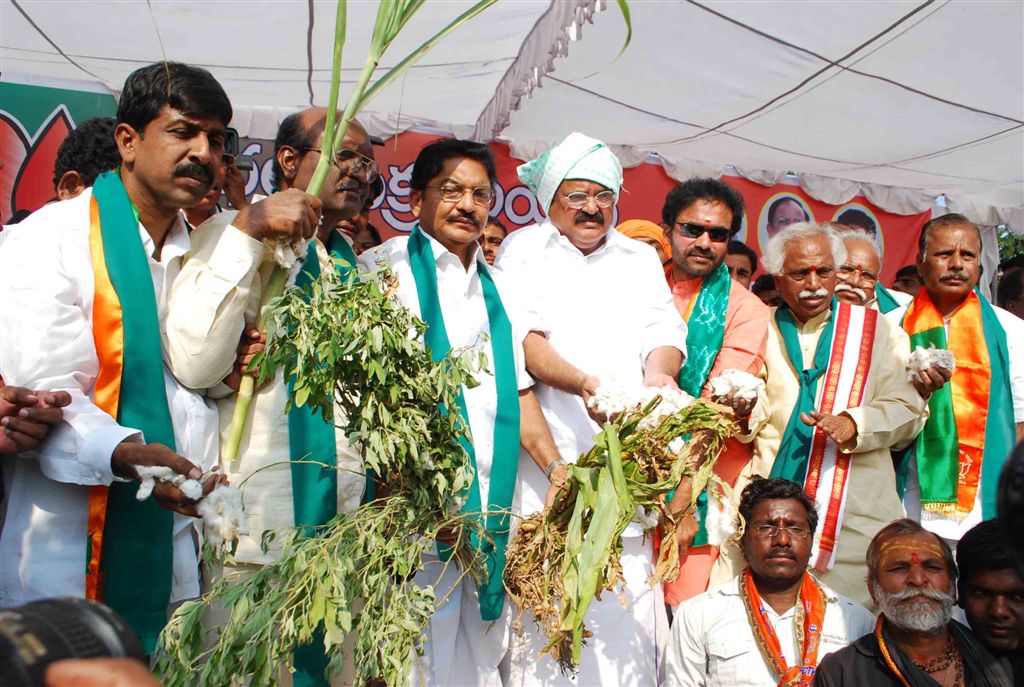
left=497, top=132, right=687, bottom=686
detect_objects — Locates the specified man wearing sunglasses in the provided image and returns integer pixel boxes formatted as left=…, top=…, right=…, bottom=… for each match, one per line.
left=710, top=222, right=927, bottom=608
left=497, top=132, right=687, bottom=687
left=163, top=107, right=377, bottom=684
left=658, top=178, right=771, bottom=608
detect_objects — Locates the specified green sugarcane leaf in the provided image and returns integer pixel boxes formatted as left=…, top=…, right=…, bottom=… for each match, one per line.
left=613, top=0, right=633, bottom=59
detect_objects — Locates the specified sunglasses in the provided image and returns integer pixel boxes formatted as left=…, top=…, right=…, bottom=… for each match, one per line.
left=675, top=222, right=732, bottom=243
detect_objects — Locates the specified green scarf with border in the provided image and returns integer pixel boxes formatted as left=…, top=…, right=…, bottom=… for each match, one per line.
left=407, top=224, right=520, bottom=621
left=286, top=232, right=357, bottom=687
left=90, top=171, right=177, bottom=654
left=769, top=300, right=838, bottom=483
left=673, top=263, right=730, bottom=547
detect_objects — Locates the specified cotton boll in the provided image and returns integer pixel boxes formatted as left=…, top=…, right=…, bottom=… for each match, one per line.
left=588, top=377, right=695, bottom=430
left=135, top=466, right=183, bottom=501
left=907, top=345, right=956, bottom=381
left=269, top=238, right=306, bottom=270
left=632, top=504, right=660, bottom=530
left=708, top=369, right=764, bottom=404
left=704, top=489, right=736, bottom=547
left=179, top=479, right=204, bottom=501
left=198, top=485, right=248, bottom=550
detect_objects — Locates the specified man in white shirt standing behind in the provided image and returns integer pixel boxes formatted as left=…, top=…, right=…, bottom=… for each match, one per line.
left=0, top=62, right=231, bottom=652
left=665, top=477, right=874, bottom=687
left=360, top=138, right=566, bottom=686
left=497, top=132, right=688, bottom=686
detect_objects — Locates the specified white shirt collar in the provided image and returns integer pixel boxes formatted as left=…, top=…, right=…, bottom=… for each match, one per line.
left=421, top=225, right=485, bottom=277
left=138, top=209, right=190, bottom=264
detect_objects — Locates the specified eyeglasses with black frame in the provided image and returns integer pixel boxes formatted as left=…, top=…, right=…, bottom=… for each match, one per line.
left=562, top=190, right=616, bottom=210
left=426, top=183, right=495, bottom=208
left=300, top=147, right=380, bottom=183
left=674, top=222, right=733, bottom=243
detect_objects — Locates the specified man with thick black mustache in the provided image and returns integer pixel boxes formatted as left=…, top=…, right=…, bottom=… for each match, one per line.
left=0, top=62, right=232, bottom=650
left=496, top=132, right=687, bottom=686
left=665, top=477, right=873, bottom=686
left=814, top=519, right=1014, bottom=686
left=890, top=214, right=1024, bottom=554
left=164, top=108, right=373, bottom=684
left=711, top=222, right=927, bottom=608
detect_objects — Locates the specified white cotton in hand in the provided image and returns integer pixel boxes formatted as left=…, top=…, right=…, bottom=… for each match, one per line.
left=907, top=345, right=956, bottom=380
left=179, top=479, right=204, bottom=501
left=268, top=237, right=307, bottom=270
left=708, top=369, right=763, bottom=403
left=135, top=466, right=182, bottom=501
left=588, top=377, right=695, bottom=430
left=197, top=484, right=248, bottom=550
left=632, top=504, right=660, bottom=530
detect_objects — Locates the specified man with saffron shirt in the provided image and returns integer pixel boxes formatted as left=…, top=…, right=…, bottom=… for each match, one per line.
left=814, top=519, right=1013, bottom=686
left=0, top=63, right=232, bottom=651
left=659, top=177, right=770, bottom=606
left=712, top=223, right=927, bottom=607
left=665, top=477, right=873, bottom=686
left=890, top=214, right=1024, bottom=550
left=360, top=139, right=565, bottom=686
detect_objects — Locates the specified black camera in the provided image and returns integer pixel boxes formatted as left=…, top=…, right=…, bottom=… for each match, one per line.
left=223, top=127, right=255, bottom=172
left=0, top=598, right=145, bottom=687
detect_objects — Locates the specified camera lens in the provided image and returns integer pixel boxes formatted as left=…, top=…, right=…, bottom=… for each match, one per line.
left=0, top=598, right=145, bottom=687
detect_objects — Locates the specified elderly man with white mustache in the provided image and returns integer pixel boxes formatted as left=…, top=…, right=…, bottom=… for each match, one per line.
left=711, top=223, right=928, bottom=607
left=813, top=519, right=1014, bottom=686
left=830, top=225, right=912, bottom=314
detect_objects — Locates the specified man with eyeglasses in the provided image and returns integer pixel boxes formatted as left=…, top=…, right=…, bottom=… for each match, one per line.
left=359, top=138, right=565, bottom=686
left=657, top=178, right=771, bottom=608
left=665, top=477, right=874, bottom=686
left=163, top=107, right=376, bottom=684
left=497, top=132, right=686, bottom=687
left=711, top=222, right=927, bottom=607
left=830, top=225, right=911, bottom=314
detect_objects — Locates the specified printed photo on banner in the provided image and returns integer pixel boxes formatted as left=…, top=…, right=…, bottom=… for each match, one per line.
left=757, top=192, right=813, bottom=250
left=832, top=202, right=886, bottom=255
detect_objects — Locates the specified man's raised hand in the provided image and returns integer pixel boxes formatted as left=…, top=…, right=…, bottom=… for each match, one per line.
left=800, top=410, right=857, bottom=446
left=111, top=441, right=224, bottom=517
left=0, top=385, right=71, bottom=454
left=232, top=189, right=322, bottom=242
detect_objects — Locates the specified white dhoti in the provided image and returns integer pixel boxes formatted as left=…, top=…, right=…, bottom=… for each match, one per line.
left=503, top=536, right=668, bottom=687
left=410, top=554, right=510, bottom=687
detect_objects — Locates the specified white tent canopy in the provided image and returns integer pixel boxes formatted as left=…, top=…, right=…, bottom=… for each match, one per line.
left=2, top=0, right=1021, bottom=229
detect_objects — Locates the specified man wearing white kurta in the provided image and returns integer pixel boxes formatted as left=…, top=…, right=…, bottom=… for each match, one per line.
left=164, top=110, right=376, bottom=567
left=362, top=139, right=564, bottom=686
left=711, top=223, right=928, bottom=608
left=0, top=62, right=232, bottom=652
left=496, top=133, right=688, bottom=686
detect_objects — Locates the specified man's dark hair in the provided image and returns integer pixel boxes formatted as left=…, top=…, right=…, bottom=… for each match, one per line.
left=487, top=217, right=508, bottom=236
left=957, top=520, right=1020, bottom=588
left=836, top=208, right=877, bottom=236
left=361, top=222, right=382, bottom=247
left=272, top=111, right=318, bottom=189
left=998, top=269, right=1024, bottom=309
left=117, top=62, right=231, bottom=134
left=1000, top=253, right=1024, bottom=271
left=660, top=178, right=745, bottom=235
left=738, top=476, right=818, bottom=535
left=918, top=212, right=981, bottom=255
left=751, top=274, right=776, bottom=295
left=727, top=240, right=758, bottom=274
left=53, top=117, right=120, bottom=189
left=895, top=264, right=922, bottom=283
left=409, top=139, right=496, bottom=191
left=767, top=196, right=809, bottom=225
left=866, top=518, right=957, bottom=587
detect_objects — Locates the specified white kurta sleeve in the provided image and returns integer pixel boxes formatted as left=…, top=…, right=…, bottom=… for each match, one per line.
left=0, top=218, right=136, bottom=485
left=635, top=250, right=688, bottom=368
left=164, top=214, right=265, bottom=390
left=842, top=316, right=928, bottom=454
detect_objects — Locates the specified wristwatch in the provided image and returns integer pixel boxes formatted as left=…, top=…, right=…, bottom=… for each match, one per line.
left=543, top=459, right=568, bottom=481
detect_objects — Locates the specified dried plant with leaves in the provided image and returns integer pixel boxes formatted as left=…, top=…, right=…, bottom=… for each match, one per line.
left=504, top=399, right=737, bottom=675
left=154, top=262, right=488, bottom=687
